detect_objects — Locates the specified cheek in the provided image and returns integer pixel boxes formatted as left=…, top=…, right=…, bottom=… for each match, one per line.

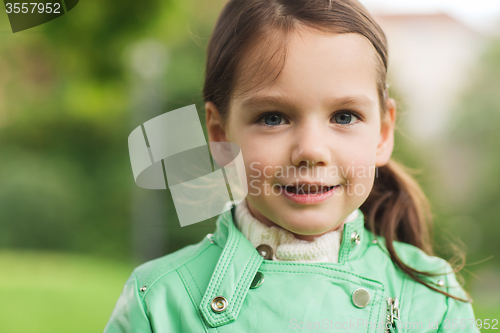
left=350, top=129, right=379, bottom=162
left=244, top=153, right=278, bottom=198
left=349, top=144, right=377, bottom=169
left=244, top=151, right=280, bottom=183
left=240, top=139, right=284, bottom=179
left=340, top=133, right=378, bottom=185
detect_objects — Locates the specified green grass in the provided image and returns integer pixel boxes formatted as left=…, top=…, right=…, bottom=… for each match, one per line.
left=0, top=250, right=134, bottom=333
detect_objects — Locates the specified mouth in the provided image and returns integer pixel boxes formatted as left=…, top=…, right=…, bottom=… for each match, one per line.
left=283, top=184, right=338, bottom=195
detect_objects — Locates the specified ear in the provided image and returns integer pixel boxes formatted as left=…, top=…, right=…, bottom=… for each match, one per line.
left=205, top=101, right=234, bottom=167
left=375, top=98, right=397, bottom=167
left=205, top=101, right=229, bottom=143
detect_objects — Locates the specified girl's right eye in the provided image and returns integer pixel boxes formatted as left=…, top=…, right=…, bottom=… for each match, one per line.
left=257, top=112, right=287, bottom=127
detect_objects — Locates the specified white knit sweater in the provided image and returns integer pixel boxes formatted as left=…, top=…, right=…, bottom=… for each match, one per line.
left=232, top=199, right=360, bottom=263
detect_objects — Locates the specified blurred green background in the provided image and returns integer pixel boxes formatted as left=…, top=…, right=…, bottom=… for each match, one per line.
left=0, top=0, right=499, bottom=332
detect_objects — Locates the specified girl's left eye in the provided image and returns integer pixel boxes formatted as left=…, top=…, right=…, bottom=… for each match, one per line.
left=332, top=111, right=360, bottom=126
left=257, top=112, right=287, bottom=127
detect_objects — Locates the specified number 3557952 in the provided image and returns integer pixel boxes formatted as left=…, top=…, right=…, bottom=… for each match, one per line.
left=5, top=2, right=61, bottom=14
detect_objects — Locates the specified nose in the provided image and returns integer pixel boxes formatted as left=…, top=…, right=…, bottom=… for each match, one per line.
left=291, top=120, right=331, bottom=168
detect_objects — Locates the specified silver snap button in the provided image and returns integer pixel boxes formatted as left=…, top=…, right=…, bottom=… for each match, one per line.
left=211, top=296, right=228, bottom=313
left=207, top=233, right=214, bottom=244
left=351, top=231, right=361, bottom=245
left=352, top=288, right=371, bottom=308
left=140, top=285, right=147, bottom=292
left=256, top=244, right=273, bottom=260
left=437, top=279, right=444, bottom=286
left=250, top=271, right=265, bottom=289
left=372, top=239, right=378, bottom=244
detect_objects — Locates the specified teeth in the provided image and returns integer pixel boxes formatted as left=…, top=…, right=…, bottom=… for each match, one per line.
left=285, top=185, right=334, bottom=194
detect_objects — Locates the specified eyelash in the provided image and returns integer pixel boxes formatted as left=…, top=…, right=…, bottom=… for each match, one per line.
left=256, top=111, right=362, bottom=128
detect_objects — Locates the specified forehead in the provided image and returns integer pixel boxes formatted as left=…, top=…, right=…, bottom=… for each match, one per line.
left=231, top=27, right=379, bottom=107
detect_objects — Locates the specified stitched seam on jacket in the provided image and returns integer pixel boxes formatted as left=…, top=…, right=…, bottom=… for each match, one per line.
left=177, top=267, right=217, bottom=333
left=400, top=273, right=415, bottom=332
left=140, top=239, right=213, bottom=300
left=436, top=270, right=451, bottom=333
left=339, top=224, right=355, bottom=263
left=398, top=273, right=409, bottom=333
left=260, top=263, right=384, bottom=285
left=372, top=287, right=383, bottom=333
left=231, top=251, right=253, bottom=320
left=406, top=277, right=415, bottom=332
left=230, top=252, right=262, bottom=324
left=211, top=231, right=240, bottom=324
left=255, top=269, right=382, bottom=288
left=204, top=230, right=241, bottom=324
left=132, top=272, right=154, bottom=331
left=185, top=265, right=204, bottom=297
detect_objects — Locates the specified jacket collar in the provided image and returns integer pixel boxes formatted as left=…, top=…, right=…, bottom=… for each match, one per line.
left=199, top=204, right=370, bottom=327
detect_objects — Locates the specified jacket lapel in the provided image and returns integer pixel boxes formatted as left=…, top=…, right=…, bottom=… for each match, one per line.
left=199, top=205, right=263, bottom=327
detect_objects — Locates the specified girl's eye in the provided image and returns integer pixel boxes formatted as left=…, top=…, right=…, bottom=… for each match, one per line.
left=256, top=111, right=360, bottom=127
left=258, top=112, right=286, bottom=127
left=332, top=111, right=360, bottom=126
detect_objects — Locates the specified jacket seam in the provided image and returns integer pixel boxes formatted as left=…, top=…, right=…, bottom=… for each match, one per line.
left=401, top=274, right=414, bottom=333
left=229, top=252, right=262, bottom=324
left=201, top=228, right=241, bottom=324
left=177, top=267, right=219, bottom=333
left=184, top=264, right=204, bottom=297
left=231, top=250, right=254, bottom=317
left=436, top=270, right=451, bottom=333
left=258, top=268, right=383, bottom=288
left=260, top=262, right=384, bottom=285
left=140, top=239, right=213, bottom=300
left=374, top=288, right=384, bottom=333
left=132, top=272, right=154, bottom=331
left=408, top=281, right=414, bottom=332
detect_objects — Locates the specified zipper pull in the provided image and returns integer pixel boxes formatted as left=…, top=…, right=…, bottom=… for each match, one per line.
left=385, top=297, right=400, bottom=333
left=391, top=297, right=400, bottom=323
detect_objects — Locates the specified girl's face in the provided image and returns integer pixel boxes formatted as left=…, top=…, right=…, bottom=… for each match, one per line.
left=206, top=28, right=396, bottom=241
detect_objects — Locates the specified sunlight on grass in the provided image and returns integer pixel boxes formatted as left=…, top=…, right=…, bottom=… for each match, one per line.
left=0, top=250, right=134, bottom=333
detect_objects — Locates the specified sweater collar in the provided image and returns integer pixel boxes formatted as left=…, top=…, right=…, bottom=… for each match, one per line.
left=234, top=199, right=360, bottom=263
left=200, top=202, right=370, bottom=327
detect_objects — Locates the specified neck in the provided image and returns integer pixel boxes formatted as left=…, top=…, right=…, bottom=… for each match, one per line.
left=233, top=199, right=360, bottom=263
left=245, top=199, right=350, bottom=242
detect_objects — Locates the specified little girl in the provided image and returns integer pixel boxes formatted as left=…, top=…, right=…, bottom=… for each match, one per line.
left=105, top=0, right=479, bottom=332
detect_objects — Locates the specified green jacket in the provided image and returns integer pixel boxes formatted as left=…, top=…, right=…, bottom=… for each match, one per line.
left=105, top=207, right=479, bottom=332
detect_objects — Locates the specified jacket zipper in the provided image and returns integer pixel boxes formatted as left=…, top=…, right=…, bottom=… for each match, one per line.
left=384, top=297, right=400, bottom=333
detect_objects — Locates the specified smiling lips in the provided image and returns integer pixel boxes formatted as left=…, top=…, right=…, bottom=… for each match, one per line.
left=280, top=183, right=339, bottom=204
left=282, top=184, right=337, bottom=195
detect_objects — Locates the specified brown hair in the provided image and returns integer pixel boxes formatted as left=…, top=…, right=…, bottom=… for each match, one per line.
left=202, top=0, right=469, bottom=302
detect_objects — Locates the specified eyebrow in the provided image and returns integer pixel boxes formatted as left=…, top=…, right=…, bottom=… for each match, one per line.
left=240, top=94, right=376, bottom=110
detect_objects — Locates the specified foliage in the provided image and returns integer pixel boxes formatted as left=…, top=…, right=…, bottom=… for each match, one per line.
left=0, top=0, right=217, bottom=260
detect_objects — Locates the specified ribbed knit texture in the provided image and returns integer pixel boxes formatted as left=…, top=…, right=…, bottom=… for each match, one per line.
left=233, top=199, right=359, bottom=263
